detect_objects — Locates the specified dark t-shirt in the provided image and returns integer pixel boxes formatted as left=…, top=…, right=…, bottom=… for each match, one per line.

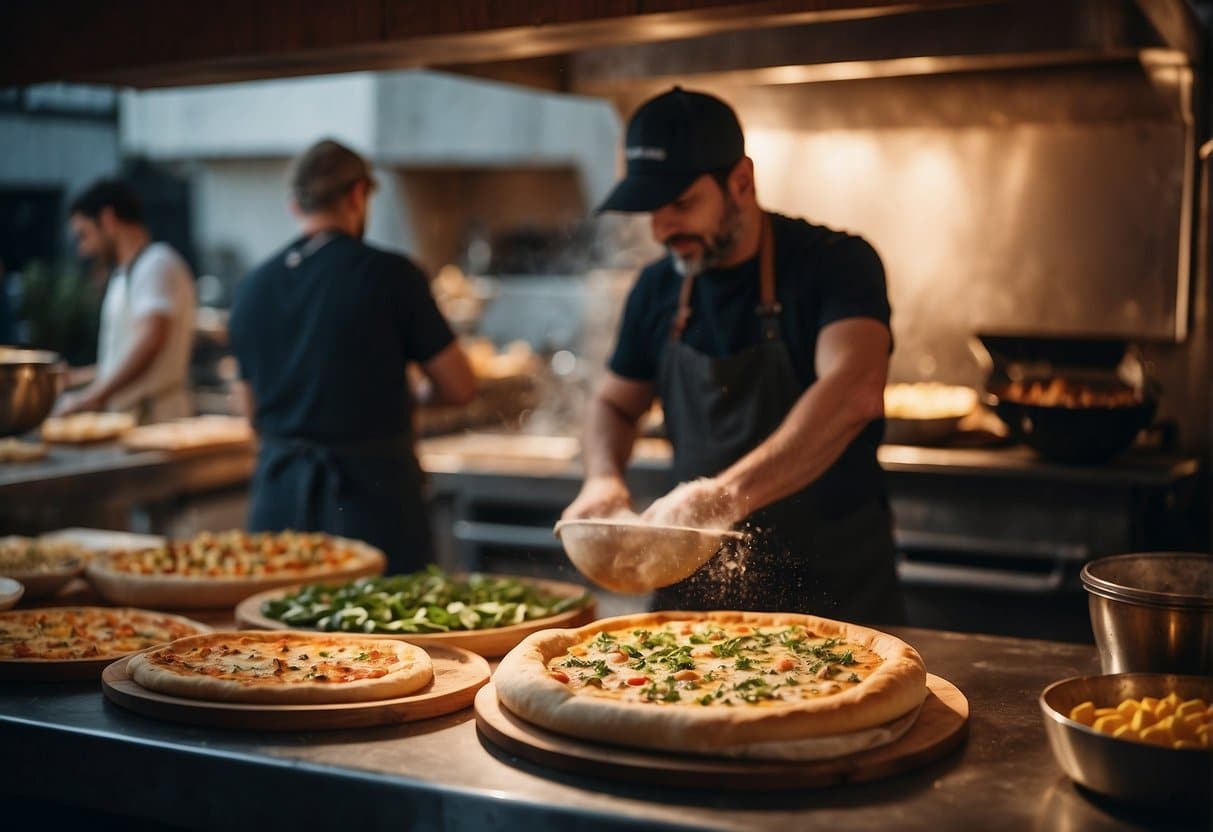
left=609, top=213, right=892, bottom=512
left=229, top=233, right=454, bottom=444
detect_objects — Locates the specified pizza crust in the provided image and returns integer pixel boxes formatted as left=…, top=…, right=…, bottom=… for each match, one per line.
left=493, top=611, right=927, bottom=758
left=129, top=631, right=434, bottom=704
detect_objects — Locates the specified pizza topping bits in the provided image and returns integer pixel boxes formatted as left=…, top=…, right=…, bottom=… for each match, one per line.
left=105, top=530, right=363, bottom=577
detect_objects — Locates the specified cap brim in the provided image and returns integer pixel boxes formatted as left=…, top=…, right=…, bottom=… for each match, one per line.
left=596, top=170, right=702, bottom=213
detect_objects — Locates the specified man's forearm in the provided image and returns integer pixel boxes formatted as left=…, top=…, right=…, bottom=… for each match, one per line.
left=89, top=317, right=168, bottom=405
left=718, top=372, right=882, bottom=516
left=582, top=396, right=639, bottom=481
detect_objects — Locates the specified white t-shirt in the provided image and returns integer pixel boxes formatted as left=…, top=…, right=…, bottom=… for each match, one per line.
left=97, top=241, right=197, bottom=422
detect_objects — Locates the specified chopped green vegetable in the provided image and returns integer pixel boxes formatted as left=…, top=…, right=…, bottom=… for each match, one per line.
left=261, top=566, right=591, bottom=634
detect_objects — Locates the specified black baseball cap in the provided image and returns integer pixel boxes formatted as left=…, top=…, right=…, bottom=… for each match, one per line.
left=597, top=87, right=744, bottom=213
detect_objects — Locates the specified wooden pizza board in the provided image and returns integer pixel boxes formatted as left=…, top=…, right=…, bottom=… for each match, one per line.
left=85, top=537, right=387, bottom=609
left=234, top=575, right=597, bottom=658
left=474, top=673, right=968, bottom=791
left=101, top=643, right=490, bottom=731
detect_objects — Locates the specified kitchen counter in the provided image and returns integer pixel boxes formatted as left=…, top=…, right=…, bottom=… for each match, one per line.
left=4, top=627, right=1195, bottom=831
left=1, top=434, right=1196, bottom=506
left=0, top=440, right=255, bottom=533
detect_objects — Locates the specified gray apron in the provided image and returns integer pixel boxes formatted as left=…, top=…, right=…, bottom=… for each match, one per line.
left=651, top=213, right=904, bottom=624
left=246, top=231, right=433, bottom=574
left=248, top=433, right=432, bottom=574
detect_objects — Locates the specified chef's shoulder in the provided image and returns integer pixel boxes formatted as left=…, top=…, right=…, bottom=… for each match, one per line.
left=776, top=215, right=884, bottom=281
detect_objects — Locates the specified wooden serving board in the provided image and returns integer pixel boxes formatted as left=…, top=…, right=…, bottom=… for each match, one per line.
left=102, top=643, right=490, bottom=731
left=475, top=674, right=968, bottom=791
left=85, top=538, right=387, bottom=610
left=234, top=575, right=597, bottom=658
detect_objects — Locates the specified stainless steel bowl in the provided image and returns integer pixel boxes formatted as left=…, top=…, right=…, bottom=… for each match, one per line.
left=1040, top=673, right=1212, bottom=809
left=0, top=347, right=64, bottom=437
left=1082, top=553, right=1213, bottom=675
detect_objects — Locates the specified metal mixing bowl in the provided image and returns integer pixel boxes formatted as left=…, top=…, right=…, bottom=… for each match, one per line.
left=0, top=347, right=64, bottom=437
left=1040, top=673, right=1212, bottom=809
left=1082, top=553, right=1213, bottom=675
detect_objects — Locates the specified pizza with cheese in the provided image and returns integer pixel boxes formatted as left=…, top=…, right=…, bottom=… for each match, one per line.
left=493, top=611, right=927, bottom=759
left=0, top=606, right=209, bottom=662
left=128, top=631, right=434, bottom=704
left=86, top=530, right=387, bottom=608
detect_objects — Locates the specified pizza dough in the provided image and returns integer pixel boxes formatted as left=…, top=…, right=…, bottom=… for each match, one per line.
left=128, top=631, right=434, bottom=704
left=494, top=611, right=927, bottom=759
left=40, top=412, right=136, bottom=443
left=0, top=438, right=48, bottom=462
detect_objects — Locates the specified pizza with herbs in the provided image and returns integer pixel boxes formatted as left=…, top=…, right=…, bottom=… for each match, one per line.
left=86, top=530, right=387, bottom=608
left=127, top=631, right=433, bottom=704
left=493, top=611, right=927, bottom=759
left=0, top=606, right=209, bottom=663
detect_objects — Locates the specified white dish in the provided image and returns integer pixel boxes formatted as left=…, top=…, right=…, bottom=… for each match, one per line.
left=0, top=577, right=24, bottom=610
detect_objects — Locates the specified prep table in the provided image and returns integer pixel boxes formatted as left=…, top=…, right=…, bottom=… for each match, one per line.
left=3, top=626, right=1197, bottom=831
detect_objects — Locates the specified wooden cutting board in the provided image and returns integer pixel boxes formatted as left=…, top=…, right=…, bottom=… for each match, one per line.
left=234, top=575, right=596, bottom=658
left=102, top=643, right=489, bottom=730
left=474, top=673, right=968, bottom=791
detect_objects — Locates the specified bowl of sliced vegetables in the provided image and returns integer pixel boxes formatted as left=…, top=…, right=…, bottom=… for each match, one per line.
left=1040, top=672, right=1211, bottom=809
left=235, top=566, right=596, bottom=658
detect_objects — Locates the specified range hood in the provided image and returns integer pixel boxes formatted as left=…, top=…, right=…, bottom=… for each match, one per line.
left=557, top=0, right=1201, bottom=96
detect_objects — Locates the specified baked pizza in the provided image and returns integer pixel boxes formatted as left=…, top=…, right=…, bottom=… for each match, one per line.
left=494, top=611, right=927, bottom=759
left=0, top=606, right=209, bottom=662
left=86, top=531, right=387, bottom=608
left=128, top=631, right=434, bottom=704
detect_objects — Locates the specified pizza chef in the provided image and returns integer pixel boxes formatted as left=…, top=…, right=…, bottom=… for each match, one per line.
left=563, top=88, right=905, bottom=624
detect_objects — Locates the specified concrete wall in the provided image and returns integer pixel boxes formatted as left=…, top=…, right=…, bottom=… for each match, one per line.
left=0, top=112, right=119, bottom=217
left=191, top=158, right=418, bottom=279
left=123, top=69, right=621, bottom=282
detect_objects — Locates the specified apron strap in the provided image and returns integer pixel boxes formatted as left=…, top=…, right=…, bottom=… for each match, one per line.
left=670, top=268, right=697, bottom=342
left=668, top=212, right=781, bottom=343
left=754, top=213, right=782, bottom=341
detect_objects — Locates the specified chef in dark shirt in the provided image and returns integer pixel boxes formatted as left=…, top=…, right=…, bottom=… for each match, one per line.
left=563, top=88, right=903, bottom=623
left=229, top=139, right=475, bottom=572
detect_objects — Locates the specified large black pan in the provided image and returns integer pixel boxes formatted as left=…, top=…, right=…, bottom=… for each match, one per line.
left=985, top=385, right=1157, bottom=464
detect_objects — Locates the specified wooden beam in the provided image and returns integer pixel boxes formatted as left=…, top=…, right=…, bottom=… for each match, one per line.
left=0, top=0, right=967, bottom=88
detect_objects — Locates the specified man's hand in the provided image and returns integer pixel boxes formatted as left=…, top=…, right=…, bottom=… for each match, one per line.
left=52, top=387, right=106, bottom=417
left=641, top=477, right=745, bottom=530
left=562, top=476, right=633, bottom=521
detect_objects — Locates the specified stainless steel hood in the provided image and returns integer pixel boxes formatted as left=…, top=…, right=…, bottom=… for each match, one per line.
left=564, top=1, right=1200, bottom=94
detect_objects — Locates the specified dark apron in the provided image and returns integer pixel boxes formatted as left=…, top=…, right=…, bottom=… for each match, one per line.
left=245, top=230, right=433, bottom=574
left=248, top=433, right=432, bottom=575
left=651, top=213, right=905, bottom=624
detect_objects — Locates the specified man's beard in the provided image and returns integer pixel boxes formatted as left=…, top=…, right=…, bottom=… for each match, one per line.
left=666, top=196, right=743, bottom=277
left=98, top=238, right=119, bottom=268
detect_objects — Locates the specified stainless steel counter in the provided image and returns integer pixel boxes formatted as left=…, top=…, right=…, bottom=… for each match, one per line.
left=0, top=440, right=255, bottom=534
left=2, top=627, right=1198, bottom=831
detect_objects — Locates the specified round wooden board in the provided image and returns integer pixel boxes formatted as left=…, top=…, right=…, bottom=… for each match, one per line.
left=101, top=643, right=490, bottom=731
left=234, top=575, right=597, bottom=658
left=85, top=537, right=387, bottom=610
left=0, top=610, right=212, bottom=681
left=474, top=673, right=968, bottom=791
